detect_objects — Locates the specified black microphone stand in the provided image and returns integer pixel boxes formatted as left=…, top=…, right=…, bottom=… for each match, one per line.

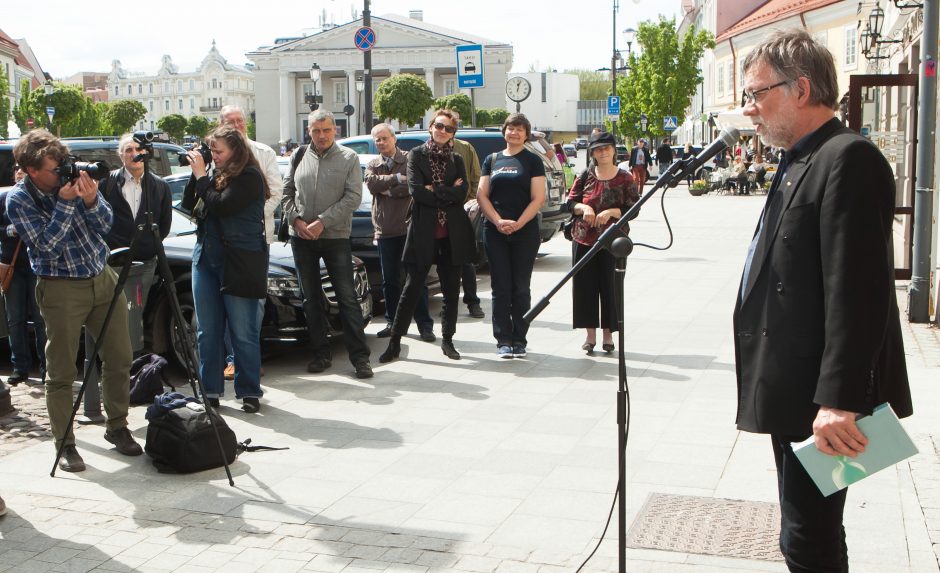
left=50, top=141, right=235, bottom=485
left=524, top=158, right=693, bottom=573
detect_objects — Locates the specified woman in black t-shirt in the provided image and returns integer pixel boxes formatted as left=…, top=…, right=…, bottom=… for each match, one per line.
left=476, top=113, right=546, bottom=359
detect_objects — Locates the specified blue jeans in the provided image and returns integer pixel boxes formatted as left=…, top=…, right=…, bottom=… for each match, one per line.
left=192, top=252, right=262, bottom=399
left=292, top=237, right=370, bottom=366
left=3, top=269, right=46, bottom=374
left=483, top=221, right=540, bottom=347
left=377, top=235, right=432, bottom=329
left=224, top=300, right=265, bottom=365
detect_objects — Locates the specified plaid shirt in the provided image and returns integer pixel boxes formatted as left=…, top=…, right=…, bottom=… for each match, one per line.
left=5, top=176, right=113, bottom=278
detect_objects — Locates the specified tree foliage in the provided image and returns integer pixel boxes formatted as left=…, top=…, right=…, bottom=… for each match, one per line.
left=374, top=74, right=434, bottom=127
left=475, top=108, right=509, bottom=127
left=615, top=18, right=714, bottom=142
left=0, top=66, right=10, bottom=138
left=106, top=99, right=146, bottom=135
left=565, top=68, right=610, bottom=101
left=433, top=93, right=472, bottom=125
left=187, top=115, right=210, bottom=138
left=157, top=114, right=188, bottom=142
left=12, top=80, right=32, bottom=133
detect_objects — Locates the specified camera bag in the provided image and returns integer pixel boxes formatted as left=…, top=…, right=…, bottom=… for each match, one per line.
left=145, top=400, right=238, bottom=474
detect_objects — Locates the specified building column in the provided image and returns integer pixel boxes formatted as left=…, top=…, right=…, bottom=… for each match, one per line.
left=278, top=71, right=292, bottom=146
left=423, top=68, right=436, bottom=129
left=345, top=70, right=358, bottom=136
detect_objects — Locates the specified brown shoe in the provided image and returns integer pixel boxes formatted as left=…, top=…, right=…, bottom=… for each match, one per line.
left=58, top=445, right=86, bottom=472
left=105, top=427, right=143, bottom=456
left=224, top=363, right=235, bottom=380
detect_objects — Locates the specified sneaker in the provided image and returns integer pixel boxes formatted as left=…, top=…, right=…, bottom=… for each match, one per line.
left=376, top=324, right=394, bottom=338
left=468, top=304, right=485, bottom=318
left=0, top=495, right=6, bottom=517
left=58, top=445, right=86, bottom=472
left=223, top=363, right=235, bottom=380
left=419, top=327, right=436, bottom=343
left=6, top=371, right=28, bottom=386
left=242, top=397, right=260, bottom=413
left=306, top=357, right=332, bottom=373
left=104, top=427, right=143, bottom=456
left=512, top=344, right=527, bottom=358
left=354, top=362, right=374, bottom=379
left=497, top=345, right=514, bottom=359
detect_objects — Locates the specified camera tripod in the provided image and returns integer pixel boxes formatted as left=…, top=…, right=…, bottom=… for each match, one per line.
left=50, top=131, right=234, bottom=485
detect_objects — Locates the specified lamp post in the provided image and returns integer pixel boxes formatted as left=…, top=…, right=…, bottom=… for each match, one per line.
left=44, top=80, right=55, bottom=130
left=356, top=76, right=364, bottom=135
left=620, top=27, right=636, bottom=140
left=305, top=63, right=322, bottom=111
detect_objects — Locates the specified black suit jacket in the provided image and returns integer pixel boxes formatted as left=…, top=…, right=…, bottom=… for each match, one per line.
left=403, top=145, right=476, bottom=267
left=628, top=147, right=652, bottom=173
left=733, top=118, right=911, bottom=436
left=98, top=169, right=172, bottom=261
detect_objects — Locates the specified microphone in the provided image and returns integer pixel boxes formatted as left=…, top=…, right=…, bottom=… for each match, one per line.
left=666, top=127, right=740, bottom=185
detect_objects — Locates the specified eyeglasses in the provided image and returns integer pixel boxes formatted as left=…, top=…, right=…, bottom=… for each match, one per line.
left=431, top=122, right=457, bottom=134
left=741, top=79, right=792, bottom=108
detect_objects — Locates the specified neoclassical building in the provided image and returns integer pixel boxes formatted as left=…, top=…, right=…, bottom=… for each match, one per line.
left=247, top=12, right=512, bottom=147
left=107, top=42, right=255, bottom=133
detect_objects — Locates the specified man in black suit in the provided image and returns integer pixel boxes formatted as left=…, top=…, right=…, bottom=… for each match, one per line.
left=734, top=30, right=912, bottom=572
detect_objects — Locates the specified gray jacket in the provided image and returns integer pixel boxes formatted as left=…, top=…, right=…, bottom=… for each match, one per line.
left=282, top=143, right=362, bottom=239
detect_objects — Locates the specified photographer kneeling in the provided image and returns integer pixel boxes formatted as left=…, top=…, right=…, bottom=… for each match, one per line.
left=6, top=129, right=142, bottom=473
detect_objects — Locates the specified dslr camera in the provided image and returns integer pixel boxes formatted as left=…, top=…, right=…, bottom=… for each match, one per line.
left=56, top=156, right=109, bottom=187
left=178, top=142, right=212, bottom=167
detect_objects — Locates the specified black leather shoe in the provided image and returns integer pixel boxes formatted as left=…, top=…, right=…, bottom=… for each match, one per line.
left=468, top=304, right=485, bottom=318
left=242, top=397, right=260, bottom=413
left=105, top=427, right=143, bottom=456
left=6, top=371, right=28, bottom=386
left=58, top=445, right=86, bottom=472
left=419, top=328, right=436, bottom=343
left=379, top=338, right=401, bottom=363
left=442, top=339, right=460, bottom=360
left=307, top=357, right=333, bottom=373
left=207, top=398, right=220, bottom=408
left=376, top=324, right=393, bottom=338
left=354, top=362, right=374, bottom=379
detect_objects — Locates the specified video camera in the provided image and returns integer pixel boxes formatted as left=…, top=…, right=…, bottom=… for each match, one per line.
left=178, top=142, right=212, bottom=167
left=56, top=155, right=109, bottom=187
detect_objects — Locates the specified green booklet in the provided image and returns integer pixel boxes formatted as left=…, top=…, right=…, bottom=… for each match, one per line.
left=792, top=403, right=918, bottom=497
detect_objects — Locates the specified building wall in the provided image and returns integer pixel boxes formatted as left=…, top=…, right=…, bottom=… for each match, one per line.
left=506, top=72, right=578, bottom=133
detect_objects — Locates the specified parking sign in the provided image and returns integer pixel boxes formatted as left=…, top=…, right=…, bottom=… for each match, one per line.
left=607, top=96, right=621, bottom=116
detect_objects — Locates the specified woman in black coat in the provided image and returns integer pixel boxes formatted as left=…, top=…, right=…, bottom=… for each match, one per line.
left=379, top=110, right=476, bottom=363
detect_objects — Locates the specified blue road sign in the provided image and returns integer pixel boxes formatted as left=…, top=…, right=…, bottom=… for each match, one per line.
left=607, top=96, right=621, bottom=116
left=456, top=45, right=485, bottom=89
left=354, top=27, right=376, bottom=52
left=663, top=116, right=678, bottom=131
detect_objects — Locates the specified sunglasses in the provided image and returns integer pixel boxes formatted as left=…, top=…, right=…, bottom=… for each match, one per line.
left=431, top=122, right=457, bottom=134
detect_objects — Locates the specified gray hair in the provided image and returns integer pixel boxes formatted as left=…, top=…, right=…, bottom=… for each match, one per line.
left=118, top=133, right=136, bottom=154
left=308, top=109, right=335, bottom=126
left=742, top=28, right=839, bottom=111
left=371, top=123, right=395, bottom=138
left=219, top=104, right=244, bottom=122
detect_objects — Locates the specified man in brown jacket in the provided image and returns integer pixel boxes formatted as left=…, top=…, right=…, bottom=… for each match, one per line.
left=364, top=123, right=435, bottom=341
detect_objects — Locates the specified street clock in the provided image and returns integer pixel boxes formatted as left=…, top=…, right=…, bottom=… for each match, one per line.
left=506, top=77, right=531, bottom=102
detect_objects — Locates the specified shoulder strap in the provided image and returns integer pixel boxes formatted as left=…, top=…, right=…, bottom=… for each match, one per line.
left=290, top=145, right=308, bottom=177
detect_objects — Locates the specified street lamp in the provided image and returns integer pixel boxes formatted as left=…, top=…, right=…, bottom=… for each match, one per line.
left=356, top=76, right=365, bottom=135
left=44, top=80, right=55, bottom=129
left=622, top=27, right=636, bottom=60
left=305, top=63, right=322, bottom=111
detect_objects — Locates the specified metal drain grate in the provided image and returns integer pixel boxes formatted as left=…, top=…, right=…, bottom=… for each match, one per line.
left=626, top=493, right=783, bottom=561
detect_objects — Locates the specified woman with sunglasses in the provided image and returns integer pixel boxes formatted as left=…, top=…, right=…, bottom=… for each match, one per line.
left=476, top=113, right=545, bottom=359
left=379, top=110, right=476, bottom=363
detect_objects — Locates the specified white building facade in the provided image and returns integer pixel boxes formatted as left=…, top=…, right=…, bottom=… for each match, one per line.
left=504, top=72, right=579, bottom=134
left=246, top=13, right=512, bottom=148
left=107, top=42, right=255, bottom=133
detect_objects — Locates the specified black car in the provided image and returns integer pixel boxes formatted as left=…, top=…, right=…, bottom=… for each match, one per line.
left=142, top=174, right=373, bottom=368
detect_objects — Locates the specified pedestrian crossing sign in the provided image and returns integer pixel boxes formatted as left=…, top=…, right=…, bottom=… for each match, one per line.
left=663, top=116, right=678, bottom=131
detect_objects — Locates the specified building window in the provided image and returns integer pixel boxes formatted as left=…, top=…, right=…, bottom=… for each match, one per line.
left=149, top=101, right=153, bottom=111
left=844, top=26, right=858, bottom=69
left=727, top=62, right=734, bottom=98
left=165, top=100, right=170, bottom=111
left=164, top=82, right=170, bottom=93
left=178, top=99, right=183, bottom=110
left=444, top=79, right=456, bottom=96
left=189, top=79, right=195, bottom=90
left=717, top=62, right=725, bottom=97
left=177, top=80, right=182, bottom=92
left=150, top=120, right=154, bottom=130
left=114, top=86, right=119, bottom=96
left=190, top=97, right=194, bottom=109
left=127, top=85, right=132, bottom=95
left=334, top=81, right=347, bottom=104
left=302, top=83, right=314, bottom=97
left=149, top=83, right=153, bottom=94
left=138, top=83, right=142, bottom=94
left=212, top=79, right=218, bottom=89
left=212, top=97, right=218, bottom=108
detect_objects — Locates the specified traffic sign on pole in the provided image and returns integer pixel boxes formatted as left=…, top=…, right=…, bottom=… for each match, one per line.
left=354, top=26, right=376, bottom=51
left=456, top=45, right=485, bottom=88
left=663, top=116, right=678, bottom=131
left=607, top=96, right=621, bottom=116
left=46, top=106, right=55, bottom=125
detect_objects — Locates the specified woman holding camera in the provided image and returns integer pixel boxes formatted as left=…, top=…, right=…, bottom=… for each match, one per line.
left=476, top=113, right=545, bottom=359
left=378, top=109, right=475, bottom=363
left=181, top=126, right=268, bottom=413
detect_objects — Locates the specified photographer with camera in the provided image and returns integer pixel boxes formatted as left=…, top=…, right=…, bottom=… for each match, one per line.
left=6, top=129, right=142, bottom=473
left=98, top=133, right=173, bottom=306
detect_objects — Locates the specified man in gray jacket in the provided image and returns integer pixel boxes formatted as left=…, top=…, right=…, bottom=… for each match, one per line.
left=283, top=110, right=372, bottom=379
left=365, top=123, right=435, bottom=341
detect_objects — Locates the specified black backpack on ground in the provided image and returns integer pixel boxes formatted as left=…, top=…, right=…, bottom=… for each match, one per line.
left=145, top=399, right=238, bottom=473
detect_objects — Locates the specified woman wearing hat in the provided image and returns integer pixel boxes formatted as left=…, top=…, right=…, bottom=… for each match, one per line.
left=567, top=131, right=638, bottom=354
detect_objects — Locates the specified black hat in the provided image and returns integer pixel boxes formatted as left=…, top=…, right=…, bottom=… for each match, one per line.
left=588, top=131, right=616, bottom=151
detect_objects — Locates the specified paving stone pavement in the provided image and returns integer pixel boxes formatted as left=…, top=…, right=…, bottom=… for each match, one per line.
left=0, top=190, right=937, bottom=572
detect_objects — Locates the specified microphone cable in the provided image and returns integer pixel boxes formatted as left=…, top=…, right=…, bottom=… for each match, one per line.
left=631, top=179, right=675, bottom=251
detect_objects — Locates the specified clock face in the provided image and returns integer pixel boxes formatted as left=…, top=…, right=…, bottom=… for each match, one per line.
left=506, top=77, right=531, bottom=102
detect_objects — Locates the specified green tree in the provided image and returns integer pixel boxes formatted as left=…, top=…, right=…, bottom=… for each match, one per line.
left=106, top=99, right=147, bottom=135
left=374, top=74, right=433, bottom=127
left=60, top=95, right=103, bottom=137
left=616, top=17, right=714, bottom=142
left=247, top=114, right=256, bottom=141
left=433, top=93, right=472, bottom=125
left=0, top=66, right=10, bottom=138
left=157, top=114, right=188, bottom=142
left=187, top=115, right=210, bottom=138
left=566, top=68, right=610, bottom=101
left=13, top=80, right=34, bottom=132
left=19, top=83, right=87, bottom=135
left=476, top=108, right=509, bottom=127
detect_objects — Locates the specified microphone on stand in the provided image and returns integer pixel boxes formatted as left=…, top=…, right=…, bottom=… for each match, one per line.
left=664, top=127, right=740, bottom=186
